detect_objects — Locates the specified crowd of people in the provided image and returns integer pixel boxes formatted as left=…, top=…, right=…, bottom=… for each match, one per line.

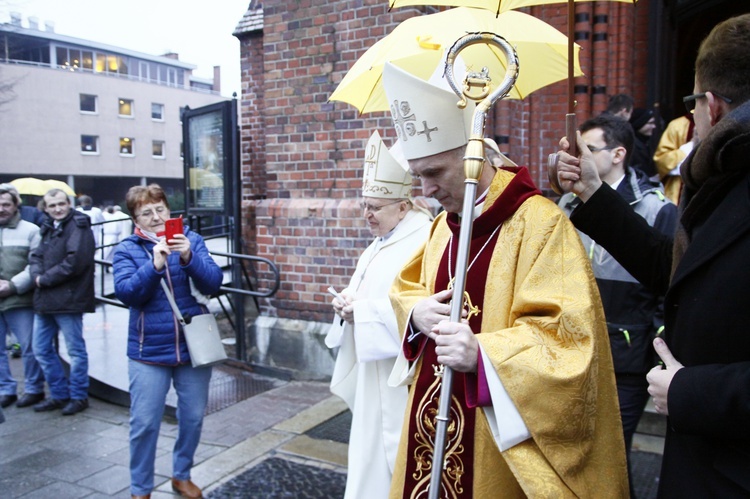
left=326, top=12, right=750, bottom=499
left=3, top=12, right=750, bottom=499
left=0, top=184, right=214, bottom=498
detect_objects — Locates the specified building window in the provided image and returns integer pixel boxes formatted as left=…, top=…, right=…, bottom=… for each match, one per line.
left=152, top=141, right=165, bottom=158
left=95, top=52, right=106, bottom=73
left=119, top=98, right=134, bottom=117
left=179, top=106, right=186, bottom=123
left=81, top=51, right=94, bottom=71
left=120, top=137, right=134, bottom=155
left=80, top=94, right=97, bottom=113
left=81, top=135, right=99, bottom=154
left=151, top=103, right=164, bottom=121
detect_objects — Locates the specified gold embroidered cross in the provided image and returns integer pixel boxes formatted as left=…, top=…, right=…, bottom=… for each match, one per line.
left=447, top=279, right=481, bottom=321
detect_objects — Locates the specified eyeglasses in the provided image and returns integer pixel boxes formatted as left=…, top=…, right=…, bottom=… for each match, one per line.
left=683, top=91, right=733, bottom=113
left=586, top=144, right=615, bottom=153
left=134, top=205, right=168, bottom=219
left=359, top=200, right=402, bottom=213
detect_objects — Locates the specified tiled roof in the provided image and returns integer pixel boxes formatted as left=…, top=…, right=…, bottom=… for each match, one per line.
left=233, top=1, right=263, bottom=36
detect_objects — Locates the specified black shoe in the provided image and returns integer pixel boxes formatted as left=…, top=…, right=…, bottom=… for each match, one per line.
left=33, top=398, right=70, bottom=412
left=0, top=394, right=18, bottom=408
left=16, top=392, right=45, bottom=408
left=62, top=398, right=89, bottom=416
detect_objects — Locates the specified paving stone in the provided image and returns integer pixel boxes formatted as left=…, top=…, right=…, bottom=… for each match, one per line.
left=76, top=464, right=131, bottom=495
left=16, top=480, right=97, bottom=499
left=4, top=448, right=80, bottom=475
left=0, top=470, right=56, bottom=497
left=74, top=435, right=131, bottom=459
left=41, top=454, right=116, bottom=482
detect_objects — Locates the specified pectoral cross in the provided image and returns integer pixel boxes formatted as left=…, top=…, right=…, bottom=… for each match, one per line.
left=447, top=278, right=481, bottom=321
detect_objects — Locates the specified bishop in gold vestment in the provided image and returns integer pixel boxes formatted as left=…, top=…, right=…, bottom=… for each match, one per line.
left=389, top=169, right=629, bottom=498
left=380, top=61, right=628, bottom=498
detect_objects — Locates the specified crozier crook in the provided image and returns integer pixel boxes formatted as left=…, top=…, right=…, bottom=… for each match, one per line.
left=427, top=33, right=519, bottom=499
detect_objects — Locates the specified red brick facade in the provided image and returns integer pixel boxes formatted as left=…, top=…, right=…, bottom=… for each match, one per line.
left=235, top=0, right=655, bottom=322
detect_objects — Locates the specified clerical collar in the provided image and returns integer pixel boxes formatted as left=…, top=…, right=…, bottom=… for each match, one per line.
left=472, top=186, right=490, bottom=219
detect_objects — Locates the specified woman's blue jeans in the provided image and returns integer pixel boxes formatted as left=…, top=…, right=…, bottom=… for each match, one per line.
left=128, top=359, right=212, bottom=496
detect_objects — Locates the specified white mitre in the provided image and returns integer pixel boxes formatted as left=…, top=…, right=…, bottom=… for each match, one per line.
left=382, top=61, right=474, bottom=161
left=362, top=131, right=413, bottom=199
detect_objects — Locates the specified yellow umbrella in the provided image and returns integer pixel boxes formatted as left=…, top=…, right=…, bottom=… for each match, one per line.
left=10, top=177, right=75, bottom=196
left=388, top=0, right=637, bottom=118
left=10, top=177, right=50, bottom=196
left=329, top=8, right=582, bottom=114
left=389, top=0, right=637, bottom=182
left=44, top=179, right=76, bottom=196
left=389, top=0, right=635, bottom=14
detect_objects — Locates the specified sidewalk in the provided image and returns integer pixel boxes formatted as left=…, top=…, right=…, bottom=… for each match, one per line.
left=1, top=346, right=664, bottom=499
left=1, top=354, right=349, bottom=498
left=1, top=241, right=664, bottom=497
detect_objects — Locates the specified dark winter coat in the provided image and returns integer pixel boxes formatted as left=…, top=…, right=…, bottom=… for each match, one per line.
left=29, top=210, right=95, bottom=314
left=113, top=228, right=223, bottom=366
left=570, top=100, right=750, bottom=497
left=560, top=168, right=677, bottom=375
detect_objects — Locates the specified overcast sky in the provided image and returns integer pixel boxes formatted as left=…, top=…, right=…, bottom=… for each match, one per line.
left=2, top=0, right=249, bottom=97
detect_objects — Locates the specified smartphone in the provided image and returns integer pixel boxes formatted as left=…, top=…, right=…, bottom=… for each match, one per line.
left=164, top=217, right=184, bottom=241
left=327, top=286, right=345, bottom=303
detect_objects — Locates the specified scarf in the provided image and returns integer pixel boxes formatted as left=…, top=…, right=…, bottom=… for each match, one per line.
left=673, top=99, right=750, bottom=277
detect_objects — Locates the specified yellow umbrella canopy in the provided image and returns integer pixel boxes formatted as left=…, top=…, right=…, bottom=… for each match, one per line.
left=389, top=0, right=636, bottom=14
left=43, top=179, right=76, bottom=196
left=329, top=8, right=582, bottom=114
left=10, top=177, right=75, bottom=196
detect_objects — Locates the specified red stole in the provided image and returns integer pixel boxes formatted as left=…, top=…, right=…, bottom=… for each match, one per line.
left=401, top=168, right=540, bottom=498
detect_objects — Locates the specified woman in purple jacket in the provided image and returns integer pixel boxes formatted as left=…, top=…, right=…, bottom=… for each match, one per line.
left=114, top=184, right=222, bottom=499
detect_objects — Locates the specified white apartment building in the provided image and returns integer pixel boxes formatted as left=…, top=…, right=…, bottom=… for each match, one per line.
left=0, top=15, right=227, bottom=206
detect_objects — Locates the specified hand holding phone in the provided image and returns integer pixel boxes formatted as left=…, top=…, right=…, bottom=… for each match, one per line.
left=165, top=216, right=184, bottom=241
left=327, top=286, right=345, bottom=304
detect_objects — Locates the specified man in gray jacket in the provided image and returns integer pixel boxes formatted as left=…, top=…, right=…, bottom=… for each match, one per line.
left=557, top=116, right=677, bottom=495
left=29, top=189, right=95, bottom=416
left=0, top=184, right=45, bottom=409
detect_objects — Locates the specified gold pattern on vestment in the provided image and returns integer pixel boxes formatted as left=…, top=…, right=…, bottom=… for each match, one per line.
left=409, top=365, right=465, bottom=499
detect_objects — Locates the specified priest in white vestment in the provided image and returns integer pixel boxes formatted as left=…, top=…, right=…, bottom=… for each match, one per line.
left=325, top=131, right=432, bottom=499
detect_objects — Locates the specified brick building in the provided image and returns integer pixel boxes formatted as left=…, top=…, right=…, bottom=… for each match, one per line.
left=232, top=0, right=749, bottom=373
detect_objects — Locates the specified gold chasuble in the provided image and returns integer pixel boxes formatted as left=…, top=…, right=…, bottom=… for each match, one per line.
left=389, top=168, right=629, bottom=498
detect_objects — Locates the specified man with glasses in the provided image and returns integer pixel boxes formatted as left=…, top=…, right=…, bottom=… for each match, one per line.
left=558, top=115, right=677, bottom=496
left=554, top=14, right=750, bottom=497
left=325, top=131, right=432, bottom=499
left=29, top=189, right=95, bottom=415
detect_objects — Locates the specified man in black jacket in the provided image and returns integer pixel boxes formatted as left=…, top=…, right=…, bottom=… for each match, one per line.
left=554, top=14, right=750, bottom=498
left=29, top=189, right=95, bottom=416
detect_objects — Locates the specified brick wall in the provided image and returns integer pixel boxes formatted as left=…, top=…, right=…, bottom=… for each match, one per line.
left=236, top=0, right=650, bottom=322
